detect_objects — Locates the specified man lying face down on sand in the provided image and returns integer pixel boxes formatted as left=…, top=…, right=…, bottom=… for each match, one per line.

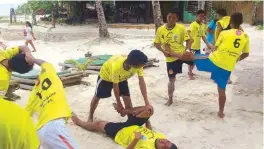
left=72, top=104, right=178, bottom=149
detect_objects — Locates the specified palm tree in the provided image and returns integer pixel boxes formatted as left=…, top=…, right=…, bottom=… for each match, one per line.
left=152, top=0, right=163, bottom=33
left=205, top=1, right=212, bottom=23
left=197, top=0, right=204, bottom=10
left=252, top=1, right=258, bottom=25
left=95, top=0, right=110, bottom=38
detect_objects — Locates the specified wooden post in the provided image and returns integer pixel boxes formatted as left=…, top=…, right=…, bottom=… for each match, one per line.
left=114, top=1, right=120, bottom=23
left=52, top=4, right=55, bottom=28
left=10, top=8, right=13, bottom=24
left=145, top=1, right=151, bottom=24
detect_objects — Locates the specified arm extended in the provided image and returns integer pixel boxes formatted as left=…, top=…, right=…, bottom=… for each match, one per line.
left=138, top=76, right=149, bottom=105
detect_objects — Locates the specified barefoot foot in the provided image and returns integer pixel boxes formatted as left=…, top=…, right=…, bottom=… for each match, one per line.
left=188, top=74, right=195, bottom=80
left=228, top=79, right=232, bottom=84
left=71, top=112, right=82, bottom=125
left=165, top=100, right=173, bottom=106
left=218, top=112, right=225, bottom=118
left=87, top=115, right=93, bottom=122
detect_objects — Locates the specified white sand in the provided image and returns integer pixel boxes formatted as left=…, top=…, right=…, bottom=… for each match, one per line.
left=0, top=24, right=263, bottom=149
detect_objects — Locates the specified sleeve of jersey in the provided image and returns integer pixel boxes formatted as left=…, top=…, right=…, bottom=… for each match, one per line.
left=183, top=26, right=190, bottom=41
left=188, top=23, right=193, bottom=32
left=23, top=112, right=40, bottom=149
left=154, top=27, right=161, bottom=43
left=111, top=64, right=120, bottom=83
left=137, top=67, right=144, bottom=77
left=215, top=32, right=224, bottom=47
left=1, top=46, right=19, bottom=60
left=208, top=20, right=214, bottom=29
left=243, top=36, right=250, bottom=53
left=202, top=25, right=206, bottom=36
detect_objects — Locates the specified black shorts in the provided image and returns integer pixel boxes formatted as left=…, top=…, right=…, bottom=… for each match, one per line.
left=95, top=76, right=130, bottom=98
left=166, top=59, right=194, bottom=78
left=104, top=115, right=149, bottom=139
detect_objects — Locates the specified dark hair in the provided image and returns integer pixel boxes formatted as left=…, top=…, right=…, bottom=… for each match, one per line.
left=197, top=9, right=205, bottom=15
left=8, top=54, right=33, bottom=74
left=127, top=50, right=148, bottom=66
left=170, top=143, right=178, bottom=149
left=216, top=9, right=227, bottom=16
left=26, top=21, right=32, bottom=29
left=168, top=9, right=179, bottom=16
left=230, top=12, right=243, bottom=28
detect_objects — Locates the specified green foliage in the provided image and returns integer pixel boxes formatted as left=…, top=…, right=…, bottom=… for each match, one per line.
left=210, top=8, right=216, bottom=20
left=15, top=1, right=53, bottom=15
left=257, top=25, right=263, bottom=30
left=65, top=59, right=94, bottom=71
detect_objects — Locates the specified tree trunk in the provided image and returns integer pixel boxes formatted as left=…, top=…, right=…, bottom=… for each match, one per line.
left=95, top=0, right=110, bottom=38
left=52, top=4, right=55, bottom=28
left=31, top=10, right=37, bottom=25
left=205, top=1, right=212, bottom=23
left=152, top=0, right=163, bottom=33
left=197, top=0, right=204, bottom=10
left=252, top=1, right=257, bottom=25
left=10, top=9, right=12, bottom=24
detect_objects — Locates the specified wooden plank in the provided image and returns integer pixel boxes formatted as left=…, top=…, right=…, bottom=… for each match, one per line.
left=19, top=84, right=33, bottom=90
left=62, top=77, right=82, bottom=85
left=12, top=76, right=35, bottom=85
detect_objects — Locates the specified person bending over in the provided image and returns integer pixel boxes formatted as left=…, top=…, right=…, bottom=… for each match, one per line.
left=0, top=45, right=33, bottom=98
left=88, top=50, right=151, bottom=126
left=25, top=56, right=79, bottom=149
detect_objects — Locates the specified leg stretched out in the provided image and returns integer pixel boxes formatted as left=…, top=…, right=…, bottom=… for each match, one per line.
left=72, top=104, right=154, bottom=134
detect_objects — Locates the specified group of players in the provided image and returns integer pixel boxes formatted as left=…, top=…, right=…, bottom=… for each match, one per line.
left=0, top=8, right=249, bottom=149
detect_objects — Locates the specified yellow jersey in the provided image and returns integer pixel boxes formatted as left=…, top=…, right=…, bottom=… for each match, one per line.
left=99, top=55, right=144, bottom=83
left=209, top=29, right=250, bottom=71
left=154, top=24, right=190, bottom=62
left=0, top=99, right=40, bottom=149
left=115, top=125, right=166, bottom=149
left=25, top=62, right=72, bottom=130
left=189, top=21, right=206, bottom=50
left=215, top=16, right=231, bottom=41
left=0, top=47, right=19, bottom=98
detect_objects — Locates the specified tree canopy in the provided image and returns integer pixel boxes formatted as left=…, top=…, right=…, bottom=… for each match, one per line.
left=16, top=1, right=53, bottom=15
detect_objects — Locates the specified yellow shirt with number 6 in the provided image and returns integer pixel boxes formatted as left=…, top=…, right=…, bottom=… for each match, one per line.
left=115, top=125, right=166, bottom=149
left=209, top=29, right=249, bottom=71
left=154, top=24, right=190, bottom=62
left=25, top=62, right=72, bottom=130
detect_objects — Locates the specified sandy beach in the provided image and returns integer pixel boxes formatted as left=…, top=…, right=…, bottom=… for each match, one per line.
left=0, top=23, right=263, bottom=149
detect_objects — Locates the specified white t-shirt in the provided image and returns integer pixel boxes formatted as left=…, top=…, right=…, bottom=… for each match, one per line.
left=24, top=27, right=33, bottom=40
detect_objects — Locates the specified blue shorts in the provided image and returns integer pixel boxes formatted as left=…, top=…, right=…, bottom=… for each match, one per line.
left=191, top=49, right=201, bottom=55
left=195, top=58, right=231, bottom=89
